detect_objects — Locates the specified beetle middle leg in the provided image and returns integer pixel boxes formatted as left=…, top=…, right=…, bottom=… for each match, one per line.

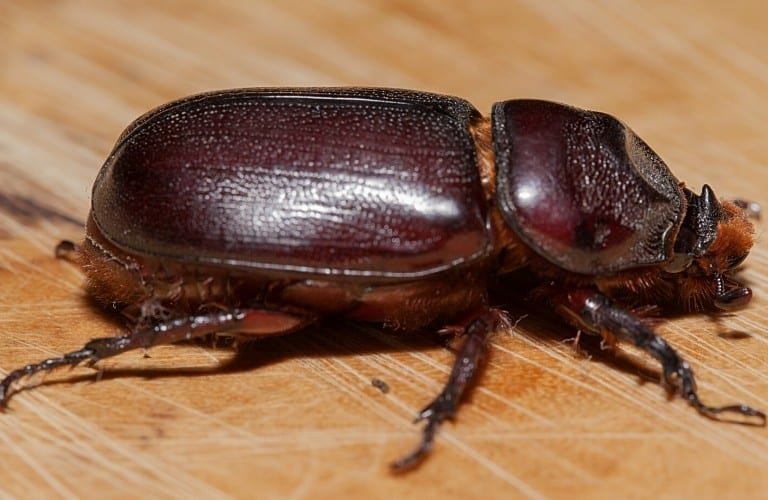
left=391, top=307, right=506, bottom=472
left=554, top=289, right=766, bottom=425
left=0, top=308, right=313, bottom=409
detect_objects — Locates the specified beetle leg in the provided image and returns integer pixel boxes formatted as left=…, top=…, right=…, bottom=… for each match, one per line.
left=54, top=240, right=80, bottom=260
left=555, top=290, right=766, bottom=425
left=391, top=308, right=505, bottom=472
left=0, top=308, right=312, bottom=409
left=731, top=198, right=761, bottom=220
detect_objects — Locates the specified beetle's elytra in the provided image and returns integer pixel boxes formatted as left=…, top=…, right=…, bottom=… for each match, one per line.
left=2, top=88, right=764, bottom=471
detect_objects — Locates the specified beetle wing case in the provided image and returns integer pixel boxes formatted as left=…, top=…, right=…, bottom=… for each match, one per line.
left=492, top=100, right=685, bottom=275
left=91, top=88, right=492, bottom=280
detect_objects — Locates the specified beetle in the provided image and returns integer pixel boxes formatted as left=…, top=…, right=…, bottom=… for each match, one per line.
left=1, top=88, right=764, bottom=471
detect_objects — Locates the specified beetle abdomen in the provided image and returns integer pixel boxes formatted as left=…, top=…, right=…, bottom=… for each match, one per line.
left=91, top=89, right=491, bottom=280
left=493, top=99, right=685, bottom=275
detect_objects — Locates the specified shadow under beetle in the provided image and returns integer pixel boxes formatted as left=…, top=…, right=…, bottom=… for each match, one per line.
left=1, top=88, right=764, bottom=471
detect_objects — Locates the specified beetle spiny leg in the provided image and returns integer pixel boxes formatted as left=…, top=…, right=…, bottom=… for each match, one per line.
left=54, top=240, right=80, bottom=260
left=390, top=412, right=441, bottom=472
left=391, top=311, right=500, bottom=473
left=0, top=347, right=96, bottom=409
left=674, top=359, right=767, bottom=425
left=731, top=199, right=761, bottom=221
left=576, top=292, right=766, bottom=426
left=0, top=308, right=314, bottom=410
left=0, top=315, right=229, bottom=409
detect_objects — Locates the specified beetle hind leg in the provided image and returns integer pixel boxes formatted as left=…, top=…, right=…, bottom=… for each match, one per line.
left=391, top=308, right=506, bottom=472
left=54, top=240, right=81, bottom=261
left=0, top=308, right=313, bottom=409
left=555, top=290, right=766, bottom=425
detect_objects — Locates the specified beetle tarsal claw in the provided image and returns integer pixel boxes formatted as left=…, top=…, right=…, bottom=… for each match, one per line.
left=675, top=362, right=767, bottom=425
left=0, top=347, right=97, bottom=408
left=691, top=400, right=767, bottom=426
left=721, top=404, right=766, bottom=425
left=390, top=391, right=459, bottom=471
left=390, top=417, right=441, bottom=473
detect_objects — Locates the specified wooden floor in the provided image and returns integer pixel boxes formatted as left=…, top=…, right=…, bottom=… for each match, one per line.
left=1, top=1, right=768, bottom=498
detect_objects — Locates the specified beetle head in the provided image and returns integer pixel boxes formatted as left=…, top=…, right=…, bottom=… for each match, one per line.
left=664, top=185, right=755, bottom=310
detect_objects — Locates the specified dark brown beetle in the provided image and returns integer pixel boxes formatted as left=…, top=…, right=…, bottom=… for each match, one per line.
left=1, top=88, right=764, bottom=470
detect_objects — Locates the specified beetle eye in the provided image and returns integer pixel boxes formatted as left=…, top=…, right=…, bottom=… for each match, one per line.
left=664, top=253, right=693, bottom=273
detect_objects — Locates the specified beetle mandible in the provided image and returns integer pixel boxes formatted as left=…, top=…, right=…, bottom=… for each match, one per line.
left=1, top=88, right=764, bottom=471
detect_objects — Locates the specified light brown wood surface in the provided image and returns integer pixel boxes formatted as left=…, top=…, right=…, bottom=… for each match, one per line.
left=1, top=1, right=768, bottom=498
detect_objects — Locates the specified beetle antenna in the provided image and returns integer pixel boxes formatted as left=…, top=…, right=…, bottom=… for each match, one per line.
left=715, top=274, right=726, bottom=298
left=713, top=274, right=753, bottom=310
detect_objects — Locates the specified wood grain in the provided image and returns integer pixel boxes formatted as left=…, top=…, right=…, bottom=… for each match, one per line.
left=1, top=1, right=768, bottom=498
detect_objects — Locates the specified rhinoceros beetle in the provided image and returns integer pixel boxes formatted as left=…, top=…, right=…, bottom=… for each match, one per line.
left=1, top=88, right=763, bottom=471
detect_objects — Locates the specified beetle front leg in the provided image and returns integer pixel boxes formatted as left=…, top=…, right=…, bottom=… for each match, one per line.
left=556, top=290, right=766, bottom=425
left=391, top=308, right=505, bottom=472
left=0, top=308, right=312, bottom=409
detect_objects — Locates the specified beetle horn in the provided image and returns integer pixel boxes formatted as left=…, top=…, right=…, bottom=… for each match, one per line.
left=700, top=184, right=722, bottom=216
left=693, top=184, right=722, bottom=257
